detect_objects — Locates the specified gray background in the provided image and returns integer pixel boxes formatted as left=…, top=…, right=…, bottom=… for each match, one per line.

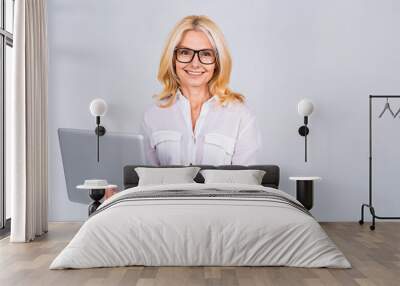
left=47, top=0, right=400, bottom=221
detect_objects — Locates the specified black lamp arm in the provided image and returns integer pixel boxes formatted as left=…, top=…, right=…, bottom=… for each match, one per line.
left=95, top=116, right=106, bottom=136
left=298, top=116, right=310, bottom=162
left=94, top=116, right=106, bottom=162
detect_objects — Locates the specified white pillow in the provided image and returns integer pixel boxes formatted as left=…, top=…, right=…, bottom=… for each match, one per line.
left=200, top=169, right=266, bottom=185
left=135, top=167, right=201, bottom=186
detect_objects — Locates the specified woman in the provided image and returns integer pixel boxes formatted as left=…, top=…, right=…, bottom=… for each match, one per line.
left=141, top=15, right=261, bottom=166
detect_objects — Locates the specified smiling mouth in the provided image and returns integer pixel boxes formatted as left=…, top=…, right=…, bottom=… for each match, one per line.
left=185, top=70, right=205, bottom=76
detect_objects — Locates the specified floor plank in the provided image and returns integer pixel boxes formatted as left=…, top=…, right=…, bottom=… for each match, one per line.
left=0, top=222, right=399, bottom=286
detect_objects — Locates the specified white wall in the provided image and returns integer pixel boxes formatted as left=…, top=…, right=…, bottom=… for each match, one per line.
left=47, top=0, right=400, bottom=221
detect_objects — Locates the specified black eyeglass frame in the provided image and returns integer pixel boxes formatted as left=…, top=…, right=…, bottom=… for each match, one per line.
left=174, top=47, right=218, bottom=65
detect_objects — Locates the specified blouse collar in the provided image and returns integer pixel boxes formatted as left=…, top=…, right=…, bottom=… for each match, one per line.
left=176, top=89, right=218, bottom=105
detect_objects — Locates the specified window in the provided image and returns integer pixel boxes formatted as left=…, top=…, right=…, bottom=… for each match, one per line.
left=0, top=0, right=14, bottom=233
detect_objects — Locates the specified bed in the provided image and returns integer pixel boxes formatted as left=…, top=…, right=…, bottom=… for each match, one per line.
left=50, top=165, right=350, bottom=269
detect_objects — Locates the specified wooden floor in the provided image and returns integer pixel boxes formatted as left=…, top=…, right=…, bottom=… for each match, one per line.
left=0, top=222, right=399, bottom=286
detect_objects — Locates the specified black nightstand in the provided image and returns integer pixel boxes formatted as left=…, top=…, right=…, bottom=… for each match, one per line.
left=77, top=180, right=117, bottom=216
left=87, top=189, right=105, bottom=215
left=289, top=177, right=321, bottom=210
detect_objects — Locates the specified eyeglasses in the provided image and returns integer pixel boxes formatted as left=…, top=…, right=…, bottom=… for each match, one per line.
left=174, top=47, right=217, bottom=65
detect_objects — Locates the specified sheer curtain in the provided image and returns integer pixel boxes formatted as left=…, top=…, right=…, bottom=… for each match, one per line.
left=9, top=0, right=48, bottom=242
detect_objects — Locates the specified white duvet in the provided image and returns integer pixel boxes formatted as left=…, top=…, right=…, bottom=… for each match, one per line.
left=50, top=183, right=351, bottom=269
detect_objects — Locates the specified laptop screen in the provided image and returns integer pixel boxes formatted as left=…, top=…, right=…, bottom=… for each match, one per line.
left=58, top=128, right=145, bottom=204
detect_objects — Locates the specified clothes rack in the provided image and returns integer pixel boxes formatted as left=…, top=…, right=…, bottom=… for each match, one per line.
left=359, top=95, right=400, bottom=230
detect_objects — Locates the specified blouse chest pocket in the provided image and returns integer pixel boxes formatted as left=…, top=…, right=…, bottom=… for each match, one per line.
left=151, top=130, right=182, bottom=165
left=201, top=133, right=236, bottom=165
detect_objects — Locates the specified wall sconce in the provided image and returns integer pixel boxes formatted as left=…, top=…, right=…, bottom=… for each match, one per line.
left=297, top=99, right=314, bottom=162
left=89, top=99, right=108, bottom=162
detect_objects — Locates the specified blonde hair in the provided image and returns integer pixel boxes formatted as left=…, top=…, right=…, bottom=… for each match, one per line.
left=156, top=15, right=244, bottom=107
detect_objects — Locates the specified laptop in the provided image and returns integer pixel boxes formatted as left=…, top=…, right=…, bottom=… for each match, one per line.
left=58, top=128, right=145, bottom=204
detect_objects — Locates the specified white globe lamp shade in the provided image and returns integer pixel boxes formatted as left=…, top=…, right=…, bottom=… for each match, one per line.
left=297, top=99, right=314, bottom=116
left=90, top=99, right=108, bottom=117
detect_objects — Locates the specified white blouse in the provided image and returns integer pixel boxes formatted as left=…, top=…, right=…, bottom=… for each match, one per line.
left=140, top=91, right=262, bottom=166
